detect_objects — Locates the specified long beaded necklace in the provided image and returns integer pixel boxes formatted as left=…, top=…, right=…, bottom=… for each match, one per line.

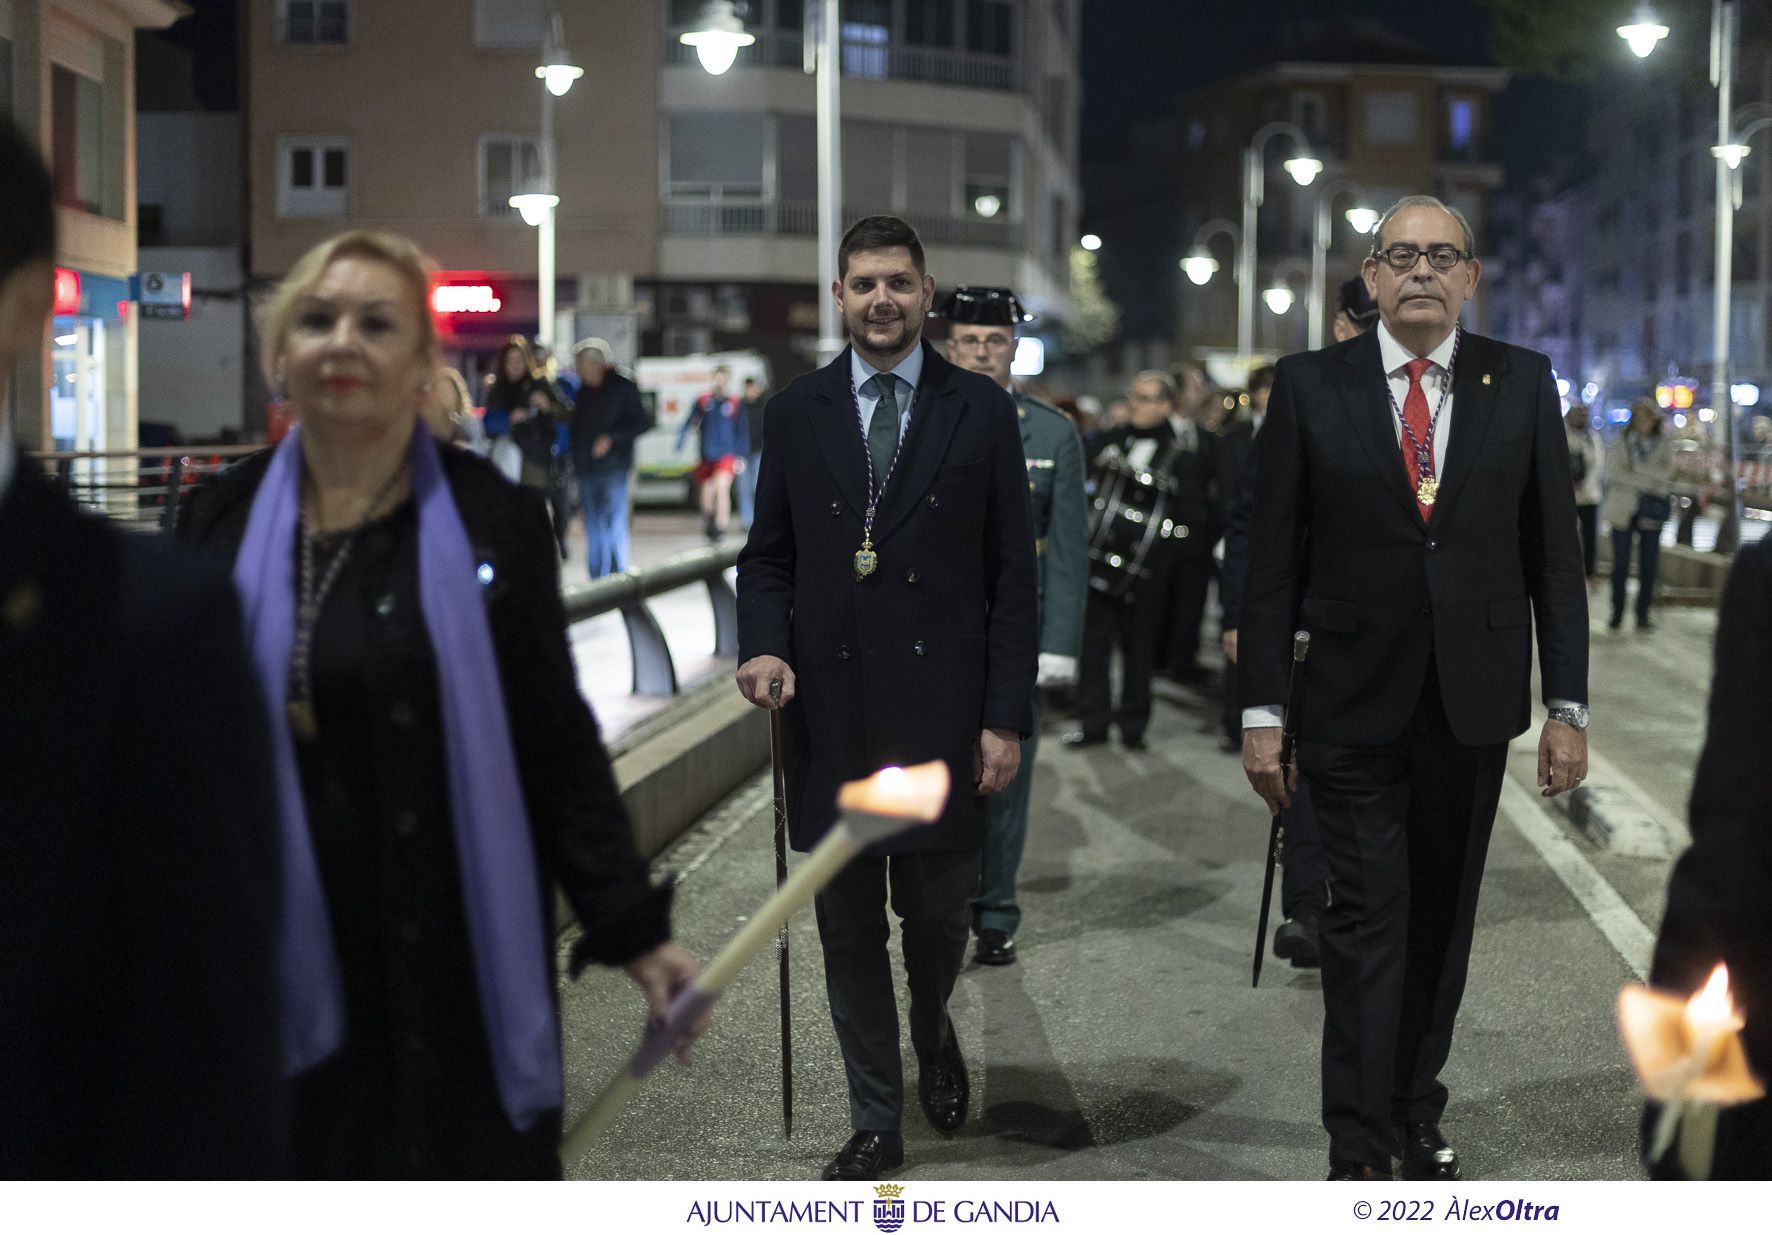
left=1386, top=326, right=1461, bottom=508
left=286, top=459, right=411, bottom=743
left=848, top=374, right=916, bottom=580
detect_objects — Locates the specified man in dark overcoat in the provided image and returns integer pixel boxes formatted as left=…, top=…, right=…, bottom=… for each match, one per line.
left=736, top=216, right=1038, bottom=1181
left=0, top=115, right=287, bottom=1177
left=1241, top=195, right=1589, bottom=1181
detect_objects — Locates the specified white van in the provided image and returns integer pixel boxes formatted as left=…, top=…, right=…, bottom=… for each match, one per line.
left=632, top=351, right=771, bottom=505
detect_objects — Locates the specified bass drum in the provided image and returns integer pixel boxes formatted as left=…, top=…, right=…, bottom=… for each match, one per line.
left=1085, top=455, right=1192, bottom=600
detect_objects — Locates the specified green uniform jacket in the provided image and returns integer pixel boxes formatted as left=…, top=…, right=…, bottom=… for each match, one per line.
left=1016, top=390, right=1088, bottom=660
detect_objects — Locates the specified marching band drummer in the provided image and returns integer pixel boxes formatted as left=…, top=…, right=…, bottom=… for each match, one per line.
left=938, top=287, right=1089, bottom=968
left=1065, top=371, right=1209, bottom=751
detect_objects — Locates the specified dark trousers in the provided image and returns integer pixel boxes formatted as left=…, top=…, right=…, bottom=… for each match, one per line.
left=1280, top=780, right=1330, bottom=922
left=1576, top=504, right=1599, bottom=578
left=814, top=848, right=981, bottom=1133
left=1611, top=524, right=1662, bottom=623
left=1161, top=553, right=1213, bottom=676
left=1297, top=668, right=1507, bottom=1167
left=1077, top=584, right=1163, bottom=741
left=974, top=688, right=1043, bottom=937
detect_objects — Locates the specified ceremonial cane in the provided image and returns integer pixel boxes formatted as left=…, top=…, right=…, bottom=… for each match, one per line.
left=1253, top=630, right=1311, bottom=988
left=560, top=761, right=951, bottom=1163
left=768, top=678, right=793, bottom=1138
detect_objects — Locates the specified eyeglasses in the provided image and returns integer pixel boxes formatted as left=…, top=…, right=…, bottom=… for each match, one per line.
left=1372, top=244, right=1471, bottom=273
left=952, top=334, right=1014, bottom=351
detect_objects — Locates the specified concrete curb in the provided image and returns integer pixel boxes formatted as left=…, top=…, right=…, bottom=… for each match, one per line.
left=611, top=679, right=770, bottom=859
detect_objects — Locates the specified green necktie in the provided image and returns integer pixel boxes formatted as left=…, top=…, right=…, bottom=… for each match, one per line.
left=868, top=374, right=901, bottom=487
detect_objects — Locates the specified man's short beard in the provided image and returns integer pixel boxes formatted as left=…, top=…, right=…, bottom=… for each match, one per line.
left=848, top=313, right=921, bottom=361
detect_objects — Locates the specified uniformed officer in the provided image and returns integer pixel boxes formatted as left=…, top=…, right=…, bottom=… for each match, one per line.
left=938, top=287, right=1087, bottom=967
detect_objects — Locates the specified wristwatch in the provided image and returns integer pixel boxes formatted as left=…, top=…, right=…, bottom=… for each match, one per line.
left=1548, top=705, right=1589, bottom=731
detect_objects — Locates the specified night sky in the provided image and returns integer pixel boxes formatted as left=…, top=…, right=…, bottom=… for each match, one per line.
left=1082, top=0, right=1595, bottom=186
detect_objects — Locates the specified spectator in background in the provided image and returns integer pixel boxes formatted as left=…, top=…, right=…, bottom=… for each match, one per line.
left=483, top=337, right=570, bottom=558
left=1603, top=398, right=1676, bottom=632
left=0, top=112, right=287, bottom=1179
left=679, top=364, right=748, bottom=543
left=738, top=375, right=768, bottom=528
left=1566, top=404, right=1602, bottom=584
left=1158, top=359, right=1220, bottom=686
left=569, top=338, right=650, bottom=578
left=1332, top=274, right=1380, bottom=343
left=420, top=366, right=488, bottom=455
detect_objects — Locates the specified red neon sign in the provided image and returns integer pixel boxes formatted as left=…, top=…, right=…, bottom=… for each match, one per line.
left=431, top=284, right=504, bottom=315
left=53, top=268, right=81, bottom=316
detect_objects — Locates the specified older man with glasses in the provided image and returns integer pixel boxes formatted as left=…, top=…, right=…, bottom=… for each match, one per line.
left=1240, top=195, right=1589, bottom=1181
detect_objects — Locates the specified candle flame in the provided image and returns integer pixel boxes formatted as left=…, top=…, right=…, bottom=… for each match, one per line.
left=1688, top=963, right=1737, bottom=1027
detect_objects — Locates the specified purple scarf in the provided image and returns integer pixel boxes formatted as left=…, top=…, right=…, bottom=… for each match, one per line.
left=232, top=423, right=562, bottom=1130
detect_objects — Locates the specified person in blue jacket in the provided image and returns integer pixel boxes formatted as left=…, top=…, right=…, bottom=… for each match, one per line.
left=678, top=365, right=749, bottom=543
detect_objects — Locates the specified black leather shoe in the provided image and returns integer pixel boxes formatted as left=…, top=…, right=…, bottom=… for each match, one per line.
left=974, top=929, right=1016, bottom=966
left=919, top=1040, right=970, bottom=1133
left=1398, top=1122, right=1462, bottom=1181
left=1327, top=1159, right=1391, bottom=1181
left=1121, top=733, right=1147, bottom=751
left=821, top=1131, right=904, bottom=1181
left=1062, top=731, right=1109, bottom=748
left=1273, top=916, right=1321, bottom=967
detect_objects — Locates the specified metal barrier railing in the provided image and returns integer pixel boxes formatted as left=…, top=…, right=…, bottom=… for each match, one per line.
left=563, top=545, right=742, bottom=696
left=28, top=445, right=265, bottom=533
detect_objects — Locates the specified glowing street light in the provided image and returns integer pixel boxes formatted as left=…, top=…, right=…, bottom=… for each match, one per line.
left=680, top=0, right=756, bottom=76
left=1181, top=253, right=1219, bottom=285
left=1263, top=282, right=1296, bottom=315
left=1080, top=233, right=1102, bottom=251
left=510, top=192, right=560, bottom=227
left=1617, top=5, right=1671, bottom=58
left=1283, top=155, right=1324, bottom=186
left=1716, top=142, right=1751, bottom=168
left=1345, top=206, right=1380, bottom=235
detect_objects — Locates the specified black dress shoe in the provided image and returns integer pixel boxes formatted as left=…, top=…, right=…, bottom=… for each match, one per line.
left=1398, top=1122, right=1462, bottom=1181
left=919, top=1040, right=970, bottom=1133
left=974, top=929, right=1016, bottom=966
left=1121, top=733, right=1147, bottom=751
left=1273, top=917, right=1321, bottom=967
left=1062, top=731, right=1109, bottom=748
left=1327, top=1159, right=1391, bottom=1181
left=821, top=1131, right=904, bottom=1181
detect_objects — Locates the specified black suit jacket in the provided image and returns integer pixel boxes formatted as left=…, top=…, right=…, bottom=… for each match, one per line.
left=0, top=460, right=286, bottom=1177
left=1645, top=539, right=1772, bottom=1177
left=1218, top=420, right=1260, bottom=633
left=737, top=342, right=1039, bottom=854
left=1241, top=329, right=1588, bottom=747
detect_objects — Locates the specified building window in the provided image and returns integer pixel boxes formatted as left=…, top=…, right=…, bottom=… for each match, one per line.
left=843, top=0, right=890, bottom=79
left=478, top=135, right=542, bottom=219
left=906, top=0, right=957, bottom=47
left=966, top=0, right=1013, bottom=56
left=1365, top=90, right=1418, bottom=144
left=666, top=113, right=768, bottom=201
left=277, top=136, right=349, bottom=218
left=475, top=0, right=548, bottom=50
left=280, top=1, right=348, bottom=45
left=50, top=64, right=106, bottom=215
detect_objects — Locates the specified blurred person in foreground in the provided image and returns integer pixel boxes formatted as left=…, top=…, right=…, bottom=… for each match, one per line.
left=568, top=337, right=649, bottom=578
left=1241, top=195, right=1587, bottom=1180
left=176, top=227, right=705, bottom=1178
left=0, top=115, right=286, bottom=1178
left=1643, top=536, right=1772, bottom=1178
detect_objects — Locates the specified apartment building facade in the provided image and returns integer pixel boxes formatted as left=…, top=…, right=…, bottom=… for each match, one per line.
left=247, top=0, right=1082, bottom=387
left=2, top=0, right=186, bottom=451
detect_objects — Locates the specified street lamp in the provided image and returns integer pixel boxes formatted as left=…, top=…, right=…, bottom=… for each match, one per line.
left=511, top=10, right=580, bottom=353
left=1345, top=206, right=1381, bottom=235
left=1181, top=218, right=1240, bottom=288
left=680, top=0, right=756, bottom=76
left=1263, top=282, right=1296, bottom=315
left=1309, top=179, right=1371, bottom=349
left=1241, top=121, right=1321, bottom=358
left=1621, top=0, right=1747, bottom=550
left=1080, top=233, right=1102, bottom=251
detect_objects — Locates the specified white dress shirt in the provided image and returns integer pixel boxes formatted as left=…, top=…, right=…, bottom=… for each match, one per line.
left=850, top=345, right=924, bottom=444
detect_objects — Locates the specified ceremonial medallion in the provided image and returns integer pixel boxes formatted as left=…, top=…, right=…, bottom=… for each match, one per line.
left=1417, top=476, right=1439, bottom=507
left=854, top=538, right=879, bottom=578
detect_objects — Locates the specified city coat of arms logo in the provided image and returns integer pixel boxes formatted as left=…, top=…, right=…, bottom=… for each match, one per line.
left=872, top=1183, right=906, bottom=1233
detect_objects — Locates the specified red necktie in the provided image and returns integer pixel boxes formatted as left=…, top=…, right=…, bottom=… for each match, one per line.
left=1401, top=358, right=1435, bottom=522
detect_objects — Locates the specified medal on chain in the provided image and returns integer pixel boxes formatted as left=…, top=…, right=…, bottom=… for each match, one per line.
left=1389, top=329, right=1460, bottom=509
left=849, top=374, right=912, bottom=580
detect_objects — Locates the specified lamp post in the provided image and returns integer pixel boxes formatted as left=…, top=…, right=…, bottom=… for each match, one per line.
left=1309, top=179, right=1372, bottom=349
left=1622, top=0, right=1746, bottom=551
left=1240, top=121, right=1322, bottom=359
left=687, top=2, right=843, bottom=365
left=1263, top=259, right=1310, bottom=351
left=510, top=11, right=582, bottom=355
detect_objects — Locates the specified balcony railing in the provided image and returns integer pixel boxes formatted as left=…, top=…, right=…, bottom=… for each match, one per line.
left=663, top=199, right=1022, bottom=249
left=664, top=26, right=1020, bottom=92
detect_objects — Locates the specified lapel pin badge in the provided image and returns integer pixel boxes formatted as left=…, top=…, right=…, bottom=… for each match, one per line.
left=1482, top=374, right=1492, bottom=385
left=2, top=580, right=44, bottom=633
